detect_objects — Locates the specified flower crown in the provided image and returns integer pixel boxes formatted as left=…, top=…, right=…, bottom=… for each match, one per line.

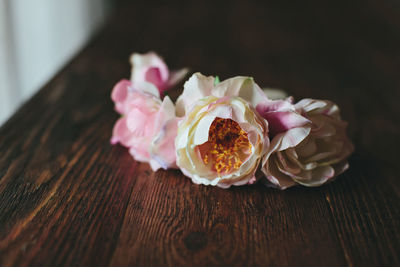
left=111, top=52, right=354, bottom=190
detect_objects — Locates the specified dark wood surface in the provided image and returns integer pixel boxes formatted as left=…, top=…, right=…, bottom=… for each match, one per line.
left=1, top=1, right=399, bottom=266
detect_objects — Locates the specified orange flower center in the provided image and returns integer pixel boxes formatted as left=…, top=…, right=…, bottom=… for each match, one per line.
left=197, top=118, right=252, bottom=175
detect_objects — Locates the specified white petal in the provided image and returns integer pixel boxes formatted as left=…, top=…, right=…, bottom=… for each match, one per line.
left=149, top=159, right=162, bottom=171
left=213, top=76, right=268, bottom=106
left=208, top=105, right=233, bottom=119
left=193, top=115, right=215, bottom=145
left=176, top=72, right=215, bottom=116
left=176, top=126, right=190, bottom=149
left=293, top=165, right=335, bottom=187
left=134, top=81, right=161, bottom=98
left=275, top=127, right=311, bottom=152
left=295, top=98, right=327, bottom=113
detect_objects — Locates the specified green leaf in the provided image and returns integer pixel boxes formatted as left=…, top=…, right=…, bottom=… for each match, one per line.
left=214, top=76, right=220, bottom=86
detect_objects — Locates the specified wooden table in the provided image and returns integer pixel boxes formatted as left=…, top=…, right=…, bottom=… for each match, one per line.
left=1, top=1, right=399, bottom=266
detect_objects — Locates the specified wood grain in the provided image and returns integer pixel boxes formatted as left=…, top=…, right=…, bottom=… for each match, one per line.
left=0, top=0, right=399, bottom=266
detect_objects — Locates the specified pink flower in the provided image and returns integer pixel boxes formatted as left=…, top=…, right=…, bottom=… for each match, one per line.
left=130, top=52, right=188, bottom=96
left=257, top=98, right=354, bottom=189
left=111, top=80, right=179, bottom=171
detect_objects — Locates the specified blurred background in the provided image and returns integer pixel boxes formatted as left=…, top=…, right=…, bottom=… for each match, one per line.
left=0, top=0, right=112, bottom=125
left=0, top=0, right=399, bottom=129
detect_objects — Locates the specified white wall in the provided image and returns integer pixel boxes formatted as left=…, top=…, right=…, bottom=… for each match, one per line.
left=0, top=0, right=111, bottom=126
left=0, top=0, right=19, bottom=125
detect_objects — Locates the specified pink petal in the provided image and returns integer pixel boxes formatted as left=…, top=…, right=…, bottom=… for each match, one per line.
left=129, top=146, right=151, bottom=162
left=153, top=96, right=176, bottom=133
left=111, top=79, right=131, bottom=114
left=126, top=108, right=156, bottom=139
left=150, top=118, right=180, bottom=169
left=110, top=117, right=134, bottom=147
left=262, top=111, right=310, bottom=136
left=130, top=52, right=169, bottom=91
left=256, top=99, right=294, bottom=113
left=247, top=176, right=257, bottom=184
left=256, top=99, right=310, bottom=136
left=145, top=67, right=166, bottom=92
left=166, top=68, right=189, bottom=89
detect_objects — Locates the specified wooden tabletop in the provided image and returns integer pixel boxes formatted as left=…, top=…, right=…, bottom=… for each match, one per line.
left=1, top=1, right=399, bottom=266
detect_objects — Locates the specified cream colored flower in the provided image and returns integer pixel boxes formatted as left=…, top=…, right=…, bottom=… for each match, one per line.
left=175, top=73, right=269, bottom=188
left=261, top=98, right=354, bottom=189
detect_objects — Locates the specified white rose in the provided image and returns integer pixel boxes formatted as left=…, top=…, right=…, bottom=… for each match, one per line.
left=175, top=73, right=269, bottom=188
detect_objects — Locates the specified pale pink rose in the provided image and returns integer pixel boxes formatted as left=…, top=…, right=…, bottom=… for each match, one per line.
left=175, top=73, right=269, bottom=188
left=111, top=80, right=178, bottom=171
left=257, top=98, right=354, bottom=189
left=130, top=52, right=188, bottom=96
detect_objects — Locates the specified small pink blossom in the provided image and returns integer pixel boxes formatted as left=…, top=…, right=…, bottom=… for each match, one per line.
left=111, top=80, right=178, bottom=171
left=130, top=52, right=188, bottom=96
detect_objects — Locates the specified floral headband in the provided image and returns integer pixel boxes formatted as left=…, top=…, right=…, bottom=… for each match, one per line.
left=111, top=52, right=354, bottom=190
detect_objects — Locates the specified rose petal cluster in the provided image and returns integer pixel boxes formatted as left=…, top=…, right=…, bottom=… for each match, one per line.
left=110, top=52, right=187, bottom=171
left=111, top=53, right=354, bottom=189
left=257, top=98, right=354, bottom=189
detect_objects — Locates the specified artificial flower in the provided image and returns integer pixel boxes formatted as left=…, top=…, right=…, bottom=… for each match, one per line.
left=130, top=52, right=188, bottom=96
left=111, top=52, right=354, bottom=190
left=258, top=98, right=354, bottom=189
left=111, top=80, right=178, bottom=171
left=175, top=73, right=269, bottom=188
left=175, top=73, right=268, bottom=116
